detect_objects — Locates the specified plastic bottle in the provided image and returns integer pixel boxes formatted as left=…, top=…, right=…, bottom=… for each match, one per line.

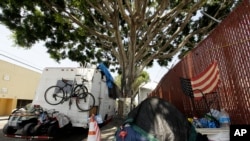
left=218, top=109, right=230, bottom=128
left=209, top=109, right=220, bottom=119
left=193, top=117, right=203, bottom=128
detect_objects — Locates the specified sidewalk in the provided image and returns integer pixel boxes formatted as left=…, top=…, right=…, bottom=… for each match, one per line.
left=0, top=116, right=8, bottom=121
left=100, top=117, right=124, bottom=140
left=82, top=116, right=125, bottom=141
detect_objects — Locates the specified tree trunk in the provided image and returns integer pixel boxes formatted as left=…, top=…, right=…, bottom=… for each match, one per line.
left=120, top=60, right=139, bottom=115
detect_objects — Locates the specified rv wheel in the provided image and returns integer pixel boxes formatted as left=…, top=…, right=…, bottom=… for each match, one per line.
left=3, top=124, right=17, bottom=134
left=47, top=124, right=59, bottom=137
left=33, top=124, right=42, bottom=135
left=22, top=123, right=36, bottom=136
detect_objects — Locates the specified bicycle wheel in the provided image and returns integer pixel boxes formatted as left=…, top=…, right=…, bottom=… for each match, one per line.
left=44, top=86, right=65, bottom=105
left=76, top=92, right=95, bottom=111
left=74, top=85, right=88, bottom=95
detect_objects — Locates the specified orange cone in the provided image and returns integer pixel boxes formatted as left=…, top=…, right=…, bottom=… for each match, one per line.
left=87, top=114, right=101, bottom=141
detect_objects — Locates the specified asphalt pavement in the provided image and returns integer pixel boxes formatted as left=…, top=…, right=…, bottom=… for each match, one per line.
left=99, top=117, right=124, bottom=141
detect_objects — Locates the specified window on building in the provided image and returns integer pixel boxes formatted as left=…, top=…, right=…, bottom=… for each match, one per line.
left=16, top=99, right=32, bottom=109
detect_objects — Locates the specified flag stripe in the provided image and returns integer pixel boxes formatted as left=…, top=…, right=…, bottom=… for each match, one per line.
left=193, top=75, right=220, bottom=98
left=194, top=72, right=219, bottom=94
left=191, top=63, right=218, bottom=87
left=190, top=61, right=220, bottom=99
left=191, top=62, right=215, bottom=81
left=192, top=67, right=219, bottom=90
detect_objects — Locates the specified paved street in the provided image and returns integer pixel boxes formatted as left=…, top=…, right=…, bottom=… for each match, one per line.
left=0, top=116, right=124, bottom=141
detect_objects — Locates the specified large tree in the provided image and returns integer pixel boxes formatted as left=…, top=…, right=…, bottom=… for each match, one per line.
left=0, top=0, right=241, bottom=97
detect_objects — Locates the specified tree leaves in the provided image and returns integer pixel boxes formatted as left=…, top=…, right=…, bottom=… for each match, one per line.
left=0, top=0, right=242, bottom=97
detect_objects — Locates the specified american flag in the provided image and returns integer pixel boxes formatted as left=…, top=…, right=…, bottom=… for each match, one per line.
left=191, top=61, right=220, bottom=99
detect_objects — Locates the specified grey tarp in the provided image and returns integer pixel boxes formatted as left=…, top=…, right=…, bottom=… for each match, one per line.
left=120, top=97, right=197, bottom=141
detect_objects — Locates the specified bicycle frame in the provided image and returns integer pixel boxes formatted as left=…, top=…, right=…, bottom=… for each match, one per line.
left=44, top=75, right=95, bottom=111
left=60, top=78, right=79, bottom=101
left=60, top=76, right=89, bottom=109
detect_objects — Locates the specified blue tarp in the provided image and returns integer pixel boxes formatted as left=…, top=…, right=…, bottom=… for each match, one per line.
left=97, top=63, right=114, bottom=88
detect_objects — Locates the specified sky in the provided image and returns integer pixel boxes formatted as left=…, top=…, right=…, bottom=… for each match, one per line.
left=0, top=24, right=176, bottom=83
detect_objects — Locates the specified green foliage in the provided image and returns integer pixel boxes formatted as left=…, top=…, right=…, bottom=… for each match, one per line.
left=0, top=0, right=242, bottom=96
left=115, top=71, right=150, bottom=96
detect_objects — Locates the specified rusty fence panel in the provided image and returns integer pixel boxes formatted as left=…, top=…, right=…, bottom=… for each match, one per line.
left=150, top=0, right=250, bottom=124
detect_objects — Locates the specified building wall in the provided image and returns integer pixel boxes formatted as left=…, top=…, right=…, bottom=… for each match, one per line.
left=138, top=82, right=158, bottom=104
left=138, top=88, right=152, bottom=104
left=0, top=60, right=41, bottom=115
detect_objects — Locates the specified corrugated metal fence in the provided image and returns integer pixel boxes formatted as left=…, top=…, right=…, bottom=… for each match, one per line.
left=149, top=0, right=250, bottom=124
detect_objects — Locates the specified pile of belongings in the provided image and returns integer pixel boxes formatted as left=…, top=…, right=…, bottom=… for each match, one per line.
left=115, top=97, right=208, bottom=141
left=191, top=114, right=219, bottom=129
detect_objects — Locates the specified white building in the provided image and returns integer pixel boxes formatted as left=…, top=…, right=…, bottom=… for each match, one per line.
left=136, top=81, right=158, bottom=105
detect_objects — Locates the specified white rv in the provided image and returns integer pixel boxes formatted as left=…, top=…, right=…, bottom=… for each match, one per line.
left=32, top=65, right=117, bottom=128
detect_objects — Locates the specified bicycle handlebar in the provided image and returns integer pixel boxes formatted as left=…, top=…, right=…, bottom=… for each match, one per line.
left=62, top=76, right=88, bottom=82
left=81, top=78, right=88, bottom=82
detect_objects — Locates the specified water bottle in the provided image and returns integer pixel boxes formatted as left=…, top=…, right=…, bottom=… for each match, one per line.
left=218, top=109, right=230, bottom=128
left=209, top=109, right=220, bottom=119
left=193, top=117, right=203, bottom=128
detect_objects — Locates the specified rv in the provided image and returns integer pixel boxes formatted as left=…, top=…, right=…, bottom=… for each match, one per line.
left=33, top=65, right=117, bottom=128
left=3, top=64, right=118, bottom=139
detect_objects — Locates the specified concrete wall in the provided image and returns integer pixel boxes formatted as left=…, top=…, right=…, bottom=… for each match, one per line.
left=0, top=60, right=41, bottom=115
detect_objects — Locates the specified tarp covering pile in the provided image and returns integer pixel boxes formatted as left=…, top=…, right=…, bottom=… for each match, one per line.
left=116, top=97, right=206, bottom=141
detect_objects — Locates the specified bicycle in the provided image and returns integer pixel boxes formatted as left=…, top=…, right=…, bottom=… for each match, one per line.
left=44, top=75, right=95, bottom=112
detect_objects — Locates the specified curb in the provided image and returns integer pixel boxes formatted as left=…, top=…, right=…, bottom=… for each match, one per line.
left=0, top=116, right=8, bottom=121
